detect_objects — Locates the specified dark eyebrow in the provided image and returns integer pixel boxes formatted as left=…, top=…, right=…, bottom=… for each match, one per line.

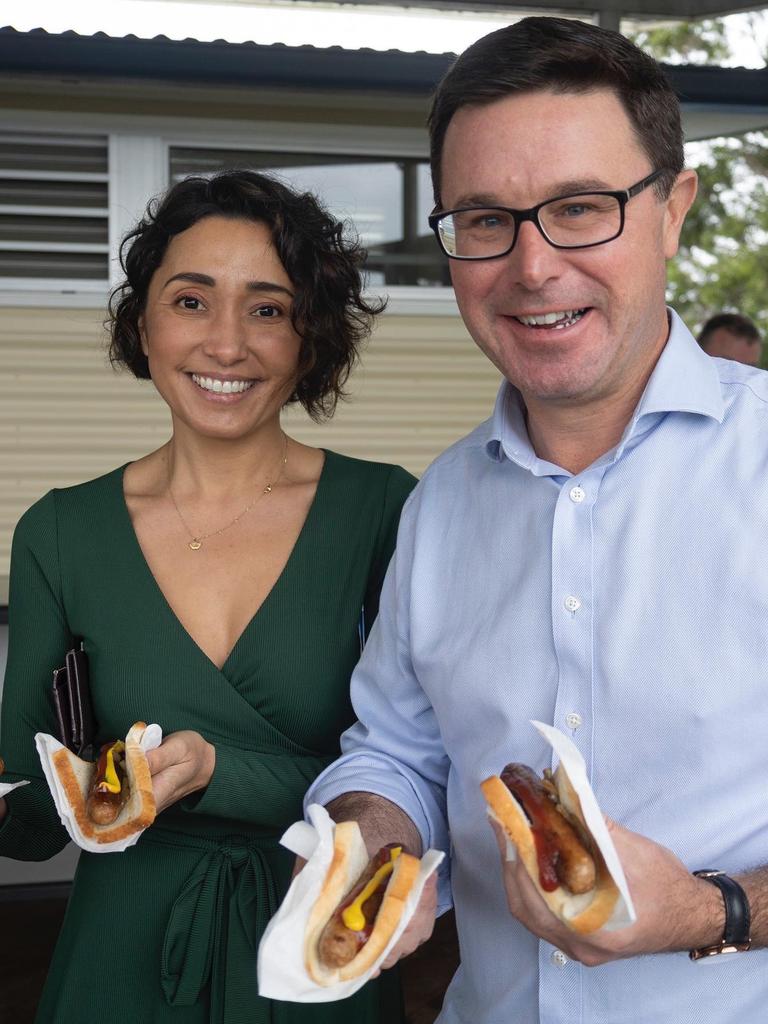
left=163, top=271, right=294, bottom=298
left=452, top=179, right=615, bottom=209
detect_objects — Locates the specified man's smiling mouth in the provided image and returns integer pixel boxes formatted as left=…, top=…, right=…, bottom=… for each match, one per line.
left=513, top=308, right=588, bottom=329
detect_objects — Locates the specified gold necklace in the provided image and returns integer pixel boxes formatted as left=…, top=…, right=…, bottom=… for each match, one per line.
left=167, top=435, right=288, bottom=551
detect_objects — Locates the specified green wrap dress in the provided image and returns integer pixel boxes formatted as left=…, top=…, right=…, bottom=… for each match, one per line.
left=0, top=450, right=416, bottom=1024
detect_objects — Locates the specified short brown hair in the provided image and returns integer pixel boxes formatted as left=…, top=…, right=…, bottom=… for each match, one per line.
left=698, top=313, right=761, bottom=349
left=108, top=170, right=383, bottom=420
left=428, top=16, right=683, bottom=205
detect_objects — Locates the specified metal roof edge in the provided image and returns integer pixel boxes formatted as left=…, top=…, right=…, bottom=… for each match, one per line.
left=0, top=26, right=455, bottom=94
left=0, top=26, right=765, bottom=103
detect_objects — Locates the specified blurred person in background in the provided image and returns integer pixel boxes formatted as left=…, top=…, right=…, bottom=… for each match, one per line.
left=697, top=312, right=762, bottom=365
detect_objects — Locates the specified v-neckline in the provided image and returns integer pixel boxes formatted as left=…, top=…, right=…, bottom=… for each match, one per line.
left=117, top=451, right=331, bottom=676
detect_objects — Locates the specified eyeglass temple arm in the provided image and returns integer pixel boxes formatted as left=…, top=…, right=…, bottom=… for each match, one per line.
left=627, top=169, right=664, bottom=198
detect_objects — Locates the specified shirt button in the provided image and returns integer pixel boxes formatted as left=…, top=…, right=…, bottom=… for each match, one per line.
left=566, top=712, right=583, bottom=730
left=564, top=595, right=581, bottom=613
left=569, top=485, right=585, bottom=503
left=551, top=949, right=569, bottom=968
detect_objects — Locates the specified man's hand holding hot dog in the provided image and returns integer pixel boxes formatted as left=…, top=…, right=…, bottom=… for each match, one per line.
left=322, top=791, right=438, bottom=973
left=490, top=815, right=768, bottom=964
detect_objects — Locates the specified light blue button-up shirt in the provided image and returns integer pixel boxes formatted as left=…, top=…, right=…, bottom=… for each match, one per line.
left=306, top=311, right=768, bottom=1023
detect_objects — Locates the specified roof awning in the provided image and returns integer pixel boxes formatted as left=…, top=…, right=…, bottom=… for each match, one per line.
left=0, top=27, right=766, bottom=139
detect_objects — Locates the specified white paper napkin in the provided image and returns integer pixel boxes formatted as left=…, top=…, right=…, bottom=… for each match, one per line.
left=257, top=803, right=444, bottom=1002
left=34, top=726, right=162, bottom=853
left=523, top=720, right=636, bottom=928
left=0, top=780, right=30, bottom=799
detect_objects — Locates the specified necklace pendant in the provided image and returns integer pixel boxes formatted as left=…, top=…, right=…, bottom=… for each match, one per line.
left=189, top=539, right=202, bottom=551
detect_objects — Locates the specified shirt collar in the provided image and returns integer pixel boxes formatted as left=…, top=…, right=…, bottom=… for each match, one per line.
left=485, top=308, right=725, bottom=469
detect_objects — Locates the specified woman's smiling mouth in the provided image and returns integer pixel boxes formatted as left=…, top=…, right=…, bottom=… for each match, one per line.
left=190, top=373, right=257, bottom=395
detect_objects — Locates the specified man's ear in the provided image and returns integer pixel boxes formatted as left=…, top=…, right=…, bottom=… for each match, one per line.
left=662, top=169, right=698, bottom=259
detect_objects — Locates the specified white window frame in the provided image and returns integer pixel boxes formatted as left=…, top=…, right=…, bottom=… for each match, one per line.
left=0, top=108, right=458, bottom=317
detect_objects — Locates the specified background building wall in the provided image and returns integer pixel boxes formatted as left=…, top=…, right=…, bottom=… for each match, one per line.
left=0, top=305, right=501, bottom=602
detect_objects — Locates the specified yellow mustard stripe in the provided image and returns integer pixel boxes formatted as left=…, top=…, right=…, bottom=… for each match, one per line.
left=101, top=740, right=126, bottom=794
left=341, top=847, right=402, bottom=932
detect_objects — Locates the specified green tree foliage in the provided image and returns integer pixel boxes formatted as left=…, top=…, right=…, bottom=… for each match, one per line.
left=630, top=19, right=731, bottom=63
left=628, top=19, right=768, bottom=359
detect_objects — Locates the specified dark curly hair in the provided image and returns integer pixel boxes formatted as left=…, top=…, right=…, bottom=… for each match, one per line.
left=429, top=16, right=684, bottom=205
left=107, top=170, right=383, bottom=420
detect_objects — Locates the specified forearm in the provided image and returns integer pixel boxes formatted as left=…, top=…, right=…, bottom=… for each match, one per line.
left=182, top=742, right=333, bottom=830
left=673, top=866, right=768, bottom=954
left=326, top=791, right=423, bottom=858
left=737, top=866, right=768, bottom=949
left=0, top=781, right=71, bottom=862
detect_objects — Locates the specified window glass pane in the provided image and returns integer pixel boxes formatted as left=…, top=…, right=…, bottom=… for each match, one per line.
left=169, top=147, right=450, bottom=288
left=276, top=160, right=403, bottom=248
left=417, top=162, right=435, bottom=238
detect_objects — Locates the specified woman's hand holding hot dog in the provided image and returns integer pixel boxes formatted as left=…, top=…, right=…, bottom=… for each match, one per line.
left=144, top=730, right=216, bottom=815
left=489, top=815, right=726, bottom=965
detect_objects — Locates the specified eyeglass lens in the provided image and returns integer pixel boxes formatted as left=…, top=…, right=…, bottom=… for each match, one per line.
left=438, top=193, right=624, bottom=258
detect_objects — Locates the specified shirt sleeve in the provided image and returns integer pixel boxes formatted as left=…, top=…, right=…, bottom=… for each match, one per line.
left=363, top=464, right=417, bottom=633
left=0, top=492, right=73, bottom=861
left=304, top=487, right=453, bottom=913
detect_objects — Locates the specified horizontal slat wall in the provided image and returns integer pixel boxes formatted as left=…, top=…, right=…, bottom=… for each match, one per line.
left=0, top=308, right=170, bottom=604
left=0, top=307, right=501, bottom=600
left=283, top=315, right=501, bottom=467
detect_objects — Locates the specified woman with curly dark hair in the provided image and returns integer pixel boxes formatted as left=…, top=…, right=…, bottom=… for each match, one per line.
left=0, top=171, right=414, bottom=1024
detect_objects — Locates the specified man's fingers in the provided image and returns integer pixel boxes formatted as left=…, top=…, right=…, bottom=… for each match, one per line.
left=291, top=856, right=307, bottom=879
left=378, top=873, right=438, bottom=970
left=489, top=816, right=506, bottom=855
left=489, top=816, right=519, bottom=867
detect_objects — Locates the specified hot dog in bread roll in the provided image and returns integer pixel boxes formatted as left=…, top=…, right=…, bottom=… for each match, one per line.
left=481, top=763, right=619, bottom=934
left=304, top=820, right=421, bottom=985
left=51, top=722, right=156, bottom=843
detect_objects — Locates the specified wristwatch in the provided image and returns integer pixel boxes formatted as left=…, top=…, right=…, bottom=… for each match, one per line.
left=689, top=870, right=752, bottom=960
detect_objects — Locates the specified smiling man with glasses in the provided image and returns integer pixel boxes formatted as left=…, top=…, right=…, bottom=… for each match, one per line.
left=304, top=17, right=768, bottom=1023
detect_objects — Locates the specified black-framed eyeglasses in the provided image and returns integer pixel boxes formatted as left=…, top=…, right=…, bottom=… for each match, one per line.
left=428, top=169, right=664, bottom=261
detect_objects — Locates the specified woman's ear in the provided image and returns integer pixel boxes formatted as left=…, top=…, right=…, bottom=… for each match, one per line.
left=662, top=169, right=698, bottom=259
left=139, top=316, right=149, bottom=357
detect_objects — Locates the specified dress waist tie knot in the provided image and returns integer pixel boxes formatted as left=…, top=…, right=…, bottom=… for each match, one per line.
left=147, top=828, right=281, bottom=1024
